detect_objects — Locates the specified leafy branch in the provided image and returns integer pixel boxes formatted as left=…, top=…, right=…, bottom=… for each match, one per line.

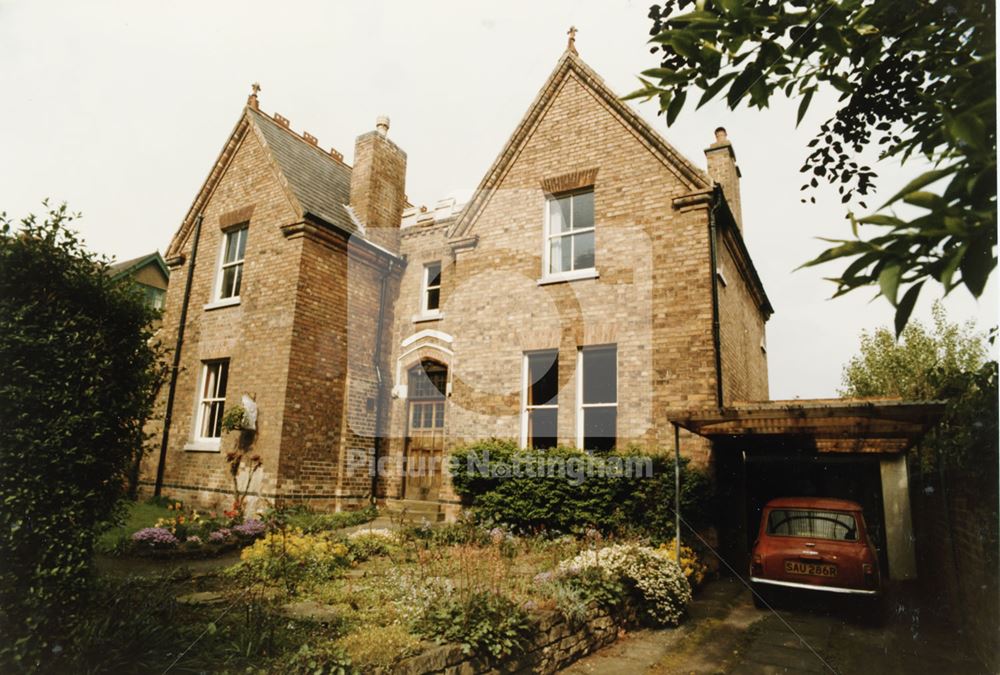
left=629, top=0, right=996, bottom=333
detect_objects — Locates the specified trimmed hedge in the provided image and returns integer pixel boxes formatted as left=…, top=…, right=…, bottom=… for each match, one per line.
left=449, top=439, right=713, bottom=538
left=0, top=207, right=162, bottom=670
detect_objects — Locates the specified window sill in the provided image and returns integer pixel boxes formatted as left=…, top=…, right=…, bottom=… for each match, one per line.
left=184, top=440, right=221, bottom=452
left=537, top=269, right=599, bottom=286
left=412, top=311, right=443, bottom=323
left=204, top=297, right=241, bottom=311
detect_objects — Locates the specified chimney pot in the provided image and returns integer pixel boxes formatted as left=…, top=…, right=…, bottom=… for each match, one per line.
left=376, top=115, right=390, bottom=135
left=714, top=126, right=728, bottom=143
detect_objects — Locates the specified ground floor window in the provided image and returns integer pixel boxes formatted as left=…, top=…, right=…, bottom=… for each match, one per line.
left=195, top=359, right=229, bottom=441
left=522, top=350, right=558, bottom=449
left=578, top=345, right=616, bottom=452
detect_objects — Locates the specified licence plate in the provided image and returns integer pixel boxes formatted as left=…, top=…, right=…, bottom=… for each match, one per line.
left=785, top=560, right=837, bottom=577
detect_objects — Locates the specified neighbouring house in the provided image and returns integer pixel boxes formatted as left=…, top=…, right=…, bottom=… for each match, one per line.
left=139, top=37, right=937, bottom=586
left=108, top=250, right=169, bottom=312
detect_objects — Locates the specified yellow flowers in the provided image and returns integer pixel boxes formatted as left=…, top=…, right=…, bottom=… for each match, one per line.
left=240, top=528, right=349, bottom=566
left=658, top=540, right=708, bottom=588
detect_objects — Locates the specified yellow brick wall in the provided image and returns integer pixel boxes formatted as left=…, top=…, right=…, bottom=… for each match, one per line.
left=141, top=126, right=303, bottom=511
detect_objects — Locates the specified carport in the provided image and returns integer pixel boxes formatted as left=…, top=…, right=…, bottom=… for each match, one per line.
left=671, top=399, right=945, bottom=582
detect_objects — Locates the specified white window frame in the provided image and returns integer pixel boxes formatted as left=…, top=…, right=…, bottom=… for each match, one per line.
left=520, top=350, right=559, bottom=449
left=191, top=359, right=229, bottom=449
left=208, top=224, right=248, bottom=308
left=420, top=261, right=442, bottom=317
left=541, top=189, right=598, bottom=284
left=576, top=345, right=618, bottom=451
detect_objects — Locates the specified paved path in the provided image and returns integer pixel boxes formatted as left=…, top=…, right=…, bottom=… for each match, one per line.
left=562, top=578, right=986, bottom=675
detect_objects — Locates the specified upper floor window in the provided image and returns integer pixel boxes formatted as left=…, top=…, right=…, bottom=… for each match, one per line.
left=577, top=345, right=617, bottom=453
left=522, top=350, right=559, bottom=450
left=216, top=225, right=248, bottom=301
left=545, top=189, right=594, bottom=278
left=195, top=359, right=229, bottom=441
left=422, top=261, right=442, bottom=313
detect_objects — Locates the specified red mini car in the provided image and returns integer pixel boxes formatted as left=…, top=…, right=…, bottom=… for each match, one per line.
left=750, top=497, right=882, bottom=606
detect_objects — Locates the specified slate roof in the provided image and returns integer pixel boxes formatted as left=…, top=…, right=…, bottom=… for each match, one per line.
left=247, top=108, right=356, bottom=235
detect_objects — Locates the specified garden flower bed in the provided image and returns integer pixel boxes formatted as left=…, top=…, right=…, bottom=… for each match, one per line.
left=76, top=504, right=708, bottom=673
left=101, top=498, right=377, bottom=560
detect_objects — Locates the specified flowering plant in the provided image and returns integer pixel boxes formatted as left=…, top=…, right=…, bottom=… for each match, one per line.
left=131, top=527, right=179, bottom=548
left=208, top=528, right=232, bottom=543
left=657, top=540, right=708, bottom=588
left=232, top=519, right=266, bottom=538
left=346, top=528, right=399, bottom=561
left=236, top=528, right=349, bottom=590
left=557, top=543, right=692, bottom=626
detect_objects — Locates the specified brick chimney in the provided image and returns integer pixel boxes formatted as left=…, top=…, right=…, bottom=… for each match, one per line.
left=349, top=115, right=407, bottom=252
left=704, top=127, right=743, bottom=231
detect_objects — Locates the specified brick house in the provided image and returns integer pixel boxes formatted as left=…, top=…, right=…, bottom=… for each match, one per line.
left=141, top=44, right=772, bottom=517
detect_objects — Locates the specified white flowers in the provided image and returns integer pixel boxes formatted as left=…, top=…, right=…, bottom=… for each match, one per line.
left=347, top=527, right=398, bottom=542
left=557, top=544, right=692, bottom=626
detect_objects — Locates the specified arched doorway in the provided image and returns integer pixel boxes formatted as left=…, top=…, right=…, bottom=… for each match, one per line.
left=404, top=360, right=447, bottom=501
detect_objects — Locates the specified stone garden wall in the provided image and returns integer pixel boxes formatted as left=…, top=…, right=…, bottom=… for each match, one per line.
left=394, top=604, right=639, bottom=675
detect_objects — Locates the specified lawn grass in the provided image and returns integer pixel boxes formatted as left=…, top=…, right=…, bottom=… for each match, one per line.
left=96, top=500, right=173, bottom=554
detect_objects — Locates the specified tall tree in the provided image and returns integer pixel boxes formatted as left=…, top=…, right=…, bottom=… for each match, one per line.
left=630, top=0, right=996, bottom=334
left=839, top=301, right=987, bottom=399
left=840, top=303, right=995, bottom=479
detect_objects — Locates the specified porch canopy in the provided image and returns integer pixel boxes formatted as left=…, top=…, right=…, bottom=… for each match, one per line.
left=670, top=398, right=946, bottom=454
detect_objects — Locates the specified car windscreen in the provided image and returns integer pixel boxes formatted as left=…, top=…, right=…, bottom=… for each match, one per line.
left=766, top=509, right=858, bottom=541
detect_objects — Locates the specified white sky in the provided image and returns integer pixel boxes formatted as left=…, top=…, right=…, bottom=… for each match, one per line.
left=1, top=0, right=995, bottom=399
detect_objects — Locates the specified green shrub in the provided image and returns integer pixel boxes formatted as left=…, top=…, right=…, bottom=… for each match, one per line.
left=556, top=544, right=692, bottom=626
left=345, top=528, right=399, bottom=561
left=337, top=624, right=422, bottom=671
left=537, top=566, right=626, bottom=625
left=416, top=589, right=532, bottom=660
left=232, top=529, right=351, bottom=592
left=282, top=505, right=378, bottom=534
left=0, top=205, right=162, bottom=669
left=449, top=439, right=713, bottom=538
left=281, top=643, right=352, bottom=675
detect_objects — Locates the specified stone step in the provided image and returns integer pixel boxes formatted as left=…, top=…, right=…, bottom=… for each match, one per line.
left=384, top=499, right=446, bottom=523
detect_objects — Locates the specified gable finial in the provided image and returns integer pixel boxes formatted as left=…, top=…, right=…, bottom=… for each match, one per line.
left=567, top=25, right=578, bottom=54
left=248, top=82, right=261, bottom=110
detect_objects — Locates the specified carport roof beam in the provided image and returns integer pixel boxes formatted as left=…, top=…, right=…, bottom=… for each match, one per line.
left=669, top=399, right=946, bottom=454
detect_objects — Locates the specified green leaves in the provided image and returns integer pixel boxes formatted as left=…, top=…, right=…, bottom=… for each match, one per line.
left=894, top=281, right=924, bottom=338
left=0, top=205, right=164, bottom=669
left=641, top=0, right=997, bottom=333
left=796, top=88, right=815, bottom=126
left=666, top=89, right=687, bottom=126
left=880, top=166, right=955, bottom=210
left=878, top=263, right=902, bottom=305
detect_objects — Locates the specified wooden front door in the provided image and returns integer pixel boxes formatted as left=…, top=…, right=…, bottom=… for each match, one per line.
left=404, top=361, right=446, bottom=501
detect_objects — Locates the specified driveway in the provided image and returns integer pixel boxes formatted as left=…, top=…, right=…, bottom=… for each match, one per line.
left=562, top=577, right=986, bottom=674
